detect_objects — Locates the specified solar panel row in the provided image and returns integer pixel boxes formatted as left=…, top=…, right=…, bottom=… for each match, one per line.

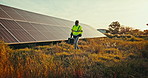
left=0, top=4, right=105, bottom=44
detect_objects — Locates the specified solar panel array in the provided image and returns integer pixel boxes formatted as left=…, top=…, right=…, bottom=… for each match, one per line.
left=0, top=4, right=105, bottom=44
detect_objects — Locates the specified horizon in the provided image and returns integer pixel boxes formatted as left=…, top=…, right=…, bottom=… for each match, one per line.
left=0, top=0, right=148, bottom=31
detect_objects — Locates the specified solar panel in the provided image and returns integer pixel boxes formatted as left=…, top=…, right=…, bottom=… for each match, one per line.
left=0, top=5, right=25, bottom=21
left=0, top=24, right=18, bottom=43
left=0, top=4, right=106, bottom=44
left=16, top=21, right=48, bottom=41
left=43, top=25, right=60, bottom=39
left=15, top=9, right=60, bottom=26
left=0, top=19, right=36, bottom=42
left=0, top=19, right=22, bottom=29
left=0, top=8, right=11, bottom=19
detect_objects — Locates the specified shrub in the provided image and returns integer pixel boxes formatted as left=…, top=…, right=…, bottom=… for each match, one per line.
left=128, top=36, right=144, bottom=41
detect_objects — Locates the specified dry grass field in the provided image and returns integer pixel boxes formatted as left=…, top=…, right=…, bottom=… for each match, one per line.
left=0, top=38, right=147, bottom=78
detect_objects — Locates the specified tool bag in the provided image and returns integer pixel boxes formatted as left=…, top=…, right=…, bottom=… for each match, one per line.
left=68, top=38, right=74, bottom=44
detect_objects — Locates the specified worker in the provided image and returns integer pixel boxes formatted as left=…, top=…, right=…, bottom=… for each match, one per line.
left=71, top=20, right=83, bottom=49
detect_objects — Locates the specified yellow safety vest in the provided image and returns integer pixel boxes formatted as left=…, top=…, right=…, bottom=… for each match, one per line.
left=72, top=25, right=83, bottom=36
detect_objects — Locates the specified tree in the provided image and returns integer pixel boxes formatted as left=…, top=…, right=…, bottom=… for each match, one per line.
left=129, top=29, right=144, bottom=36
left=119, top=26, right=133, bottom=34
left=143, top=30, right=148, bottom=35
left=108, top=21, right=121, bottom=34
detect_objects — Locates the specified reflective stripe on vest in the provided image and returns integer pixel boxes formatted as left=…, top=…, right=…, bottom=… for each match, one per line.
left=72, top=25, right=82, bottom=35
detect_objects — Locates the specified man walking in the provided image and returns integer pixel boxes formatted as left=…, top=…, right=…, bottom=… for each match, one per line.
left=71, top=20, right=83, bottom=49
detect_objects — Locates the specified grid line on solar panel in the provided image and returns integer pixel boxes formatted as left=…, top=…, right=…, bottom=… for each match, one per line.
left=30, top=23, right=49, bottom=40
left=0, top=28, right=17, bottom=43
left=42, top=24, right=66, bottom=39
left=0, top=5, right=25, bottom=21
left=0, top=19, right=23, bottom=29
left=14, top=8, right=73, bottom=27
left=55, top=17, right=73, bottom=26
left=15, top=21, right=36, bottom=41
left=16, top=21, right=38, bottom=31
left=30, top=23, right=57, bottom=40
left=40, top=32, right=55, bottom=40
left=29, top=13, right=53, bottom=25
left=28, top=30, right=48, bottom=41
left=16, top=21, right=48, bottom=41
left=0, top=7, right=13, bottom=19
left=8, top=29, right=35, bottom=42
left=31, top=23, right=48, bottom=31
left=0, top=23, right=19, bottom=42
left=51, top=18, right=63, bottom=26
left=0, top=9, right=11, bottom=19
left=43, top=25, right=55, bottom=31
left=0, top=18, right=72, bottom=29
left=33, top=24, right=62, bottom=40
left=13, top=9, right=27, bottom=21
left=7, top=3, right=73, bottom=27
left=0, top=19, right=37, bottom=42
left=56, top=18, right=73, bottom=27
left=43, top=25, right=59, bottom=39
left=0, top=23, right=5, bottom=29
left=10, top=9, right=67, bottom=27
left=51, top=17, right=74, bottom=28
left=15, top=9, right=36, bottom=22
left=0, top=4, right=73, bottom=28
left=15, top=9, right=51, bottom=25
left=0, top=5, right=14, bottom=12
left=7, top=10, right=25, bottom=21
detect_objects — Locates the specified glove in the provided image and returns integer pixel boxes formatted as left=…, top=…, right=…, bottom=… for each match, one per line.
left=70, top=33, right=73, bottom=38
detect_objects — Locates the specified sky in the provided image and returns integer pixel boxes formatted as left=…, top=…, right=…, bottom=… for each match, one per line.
left=0, top=0, right=148, bottom=30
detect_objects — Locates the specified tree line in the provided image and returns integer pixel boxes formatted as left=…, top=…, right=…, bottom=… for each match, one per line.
left=107, top=21, right=148, bottom=36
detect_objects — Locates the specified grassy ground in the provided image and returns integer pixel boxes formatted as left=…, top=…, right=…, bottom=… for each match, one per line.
left=0, top=38, right=147, bottom=78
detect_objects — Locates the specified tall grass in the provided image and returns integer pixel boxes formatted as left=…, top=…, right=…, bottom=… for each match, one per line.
left=0, top=38, right=147, bottom=78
